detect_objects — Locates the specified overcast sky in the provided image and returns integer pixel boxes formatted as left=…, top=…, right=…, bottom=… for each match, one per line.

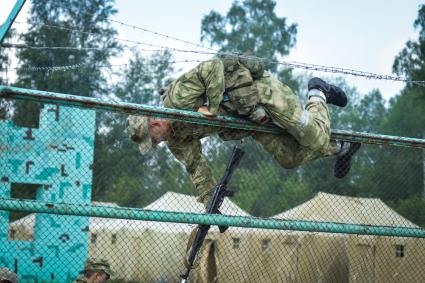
left=1, top=0, right=422, bottom=100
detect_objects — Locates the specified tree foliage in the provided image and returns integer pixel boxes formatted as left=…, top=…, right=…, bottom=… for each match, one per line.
left=11, top=0, right=120, bottom=128
left=382, top=4, right=425, bottom=225
left=16, top=0, right=120, bottom=96
left=201, top=0, right=299, bottom=90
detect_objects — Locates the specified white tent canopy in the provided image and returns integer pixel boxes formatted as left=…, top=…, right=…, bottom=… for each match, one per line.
left=274, top=192, right=418, bottom=228
left=88, top=192, right=250, bottom=233
left=142, top=191, right=250, bottom=233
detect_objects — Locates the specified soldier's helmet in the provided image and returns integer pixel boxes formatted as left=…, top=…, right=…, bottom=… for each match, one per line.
left=126, top=115, right=153, bottom=155
left=83, top=258, right=114, bottom=278
left=0, top=268, right=18, bottom=283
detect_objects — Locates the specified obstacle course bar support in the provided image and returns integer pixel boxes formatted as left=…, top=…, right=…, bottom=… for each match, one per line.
left=1, top=85, right=424, bottom=148
left=0, top=0, right=26, bottom=43
left=0, top=198, right=424, bottom=238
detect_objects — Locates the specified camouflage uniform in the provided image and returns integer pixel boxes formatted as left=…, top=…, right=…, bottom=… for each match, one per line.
left=164, top=59, right=224, bottom=115
left=161, top=59, right=337, bottom=204
left=72, top=258, right=114, bottom=283
left=0, top=268, right=18, bottom=283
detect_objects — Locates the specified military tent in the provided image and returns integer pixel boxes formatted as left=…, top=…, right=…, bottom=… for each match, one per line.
left=274, top=192, right=424, bottom=283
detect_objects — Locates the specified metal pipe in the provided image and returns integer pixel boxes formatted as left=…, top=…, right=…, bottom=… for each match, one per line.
left=1, top=85, right=424, bottom=148
left=0, top=0, right=27, bottom=43
left=1, top=198, right=424, bottom=238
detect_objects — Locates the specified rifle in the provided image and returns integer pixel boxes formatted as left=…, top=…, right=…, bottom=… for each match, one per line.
left=180, top=146, right=245, bottom=282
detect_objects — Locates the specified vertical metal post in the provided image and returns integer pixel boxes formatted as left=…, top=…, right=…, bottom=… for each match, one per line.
left=0, top=0, right=27, bottom=44
left=423, top=133, right=425, bottom=198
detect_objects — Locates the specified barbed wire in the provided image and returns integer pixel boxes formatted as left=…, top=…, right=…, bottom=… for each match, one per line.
left=3, top=41, right=424, bottom=87
left=1, top=42, right=117, bottom=51
left=1, top=42, right=214, bottom=56
left=11, top=21, right=425, bottom=86
left=13, top=22, right=216, bottom=56
left=108, top=18, right=217, bottom=52
left=0, top=60, right=204, bottom=73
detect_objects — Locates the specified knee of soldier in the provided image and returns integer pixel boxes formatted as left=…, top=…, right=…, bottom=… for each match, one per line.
left=290, top=113, right=330, bottom=152
left=299, top=130, right=329, bottom=152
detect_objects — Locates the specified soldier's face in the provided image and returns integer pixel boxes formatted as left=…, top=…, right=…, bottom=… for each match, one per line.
left=148, top=119, right=170, bottom=145
left=90, top=271, right=109, bottom=283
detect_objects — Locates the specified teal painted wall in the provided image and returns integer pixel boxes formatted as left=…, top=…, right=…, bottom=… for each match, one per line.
left=0, top=104, right=95, bottom=282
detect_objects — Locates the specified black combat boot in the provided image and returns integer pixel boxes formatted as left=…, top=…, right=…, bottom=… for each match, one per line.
left=334, top=142, right=361, bottom=178
left=308, top=77, right=348, bottom=107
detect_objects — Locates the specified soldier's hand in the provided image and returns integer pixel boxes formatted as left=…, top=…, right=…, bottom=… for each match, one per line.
left=197, top=106, right=216, bottom=116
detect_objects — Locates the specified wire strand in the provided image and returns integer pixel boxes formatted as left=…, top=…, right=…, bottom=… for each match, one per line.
left=1, top=42, right=209, bottom=55
left=108, top=18, right=217, bottom=52
left=11, top=21, right=425, bottom=86
left=0, top=60, right=204, bottom=73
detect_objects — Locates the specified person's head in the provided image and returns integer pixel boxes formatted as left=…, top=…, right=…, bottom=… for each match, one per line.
left=126, top=115, right=170, bottom=154
left=83, top=258, right=114, bottom=283
left=84, top=270, right=109, bottom=283
left=0, top=268, right=18, bottom=283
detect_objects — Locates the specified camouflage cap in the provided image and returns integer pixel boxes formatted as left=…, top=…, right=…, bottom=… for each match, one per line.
left=0, top=268, right=18, bottom=283
left=126, top=115, right=153, bottom=155
left=83, top=258, right=114, bottom=277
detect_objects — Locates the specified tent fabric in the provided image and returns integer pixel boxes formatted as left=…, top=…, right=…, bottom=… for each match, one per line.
left=274, top=192, right=418, bottom=228
left=195, top=192, right=423, bottom=283
left=8, top=192, right=424, bottom=282
left=88, top=192, right=250, bottom=233
left=87, top=192, right=250, bottom=282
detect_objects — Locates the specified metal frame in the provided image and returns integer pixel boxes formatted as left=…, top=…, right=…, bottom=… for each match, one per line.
left=0, top=0, right=26, bottom=43
left=1, top=85, right=424, bottom=148
left=1, top=198, right=424, bottom=238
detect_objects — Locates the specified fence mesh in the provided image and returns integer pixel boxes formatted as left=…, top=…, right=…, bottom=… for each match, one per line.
left=0, top=96, right=425, bottom=283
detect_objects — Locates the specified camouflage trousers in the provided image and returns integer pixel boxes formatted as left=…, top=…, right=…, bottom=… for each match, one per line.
left=197, top=99, right=338, bottom=206
left=254, top=99, right=338, bottom=170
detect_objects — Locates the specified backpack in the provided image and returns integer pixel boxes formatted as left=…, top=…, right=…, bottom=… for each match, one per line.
left=218, top=54, right=268, bottom=122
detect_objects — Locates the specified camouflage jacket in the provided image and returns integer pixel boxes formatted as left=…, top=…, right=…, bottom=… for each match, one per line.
left=165, top=118, right=249, bottom=204
left=160, top=54, right=337, bottom=204
left=164, top=59, right=224, bottom=115
left=163, top=58, right=296, bottom=204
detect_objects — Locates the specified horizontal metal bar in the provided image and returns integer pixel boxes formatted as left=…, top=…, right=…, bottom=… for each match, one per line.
left=1, top=85, right=424, bottom=148
left=0, top=85, right=276, bottom=133
left=1, top=198, right=425, bottom=238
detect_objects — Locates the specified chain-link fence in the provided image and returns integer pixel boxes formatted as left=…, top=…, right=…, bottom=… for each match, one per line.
left=1, top=88, right=425, bottom=283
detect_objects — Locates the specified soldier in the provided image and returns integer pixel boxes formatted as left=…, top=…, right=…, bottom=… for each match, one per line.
left=73, top=258, right=114, bottom=283
left=126, top=57, right=361, bottom=206
left=0, top=268, right=18, bottom=283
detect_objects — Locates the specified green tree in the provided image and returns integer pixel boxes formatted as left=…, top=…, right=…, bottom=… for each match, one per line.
left=16, top=0, right=119, bottom=96
left=0, top=29, right=15, bottom=119
left=384, top=4, right=425, bottom=225
left=233, top=160, right=313, bottom=217
left=93, top=50, right=196, bottom=206
left=389, top=196, right=425, bottom=227
left=0, top=31, right=12, bottom=85
left=393, top=4, right=425, bottom=83
left=201, top=0, right=299, bottom=90
left=12, top=0, right=120, bottom=128
left=391, top=3, right=425, bottom=138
